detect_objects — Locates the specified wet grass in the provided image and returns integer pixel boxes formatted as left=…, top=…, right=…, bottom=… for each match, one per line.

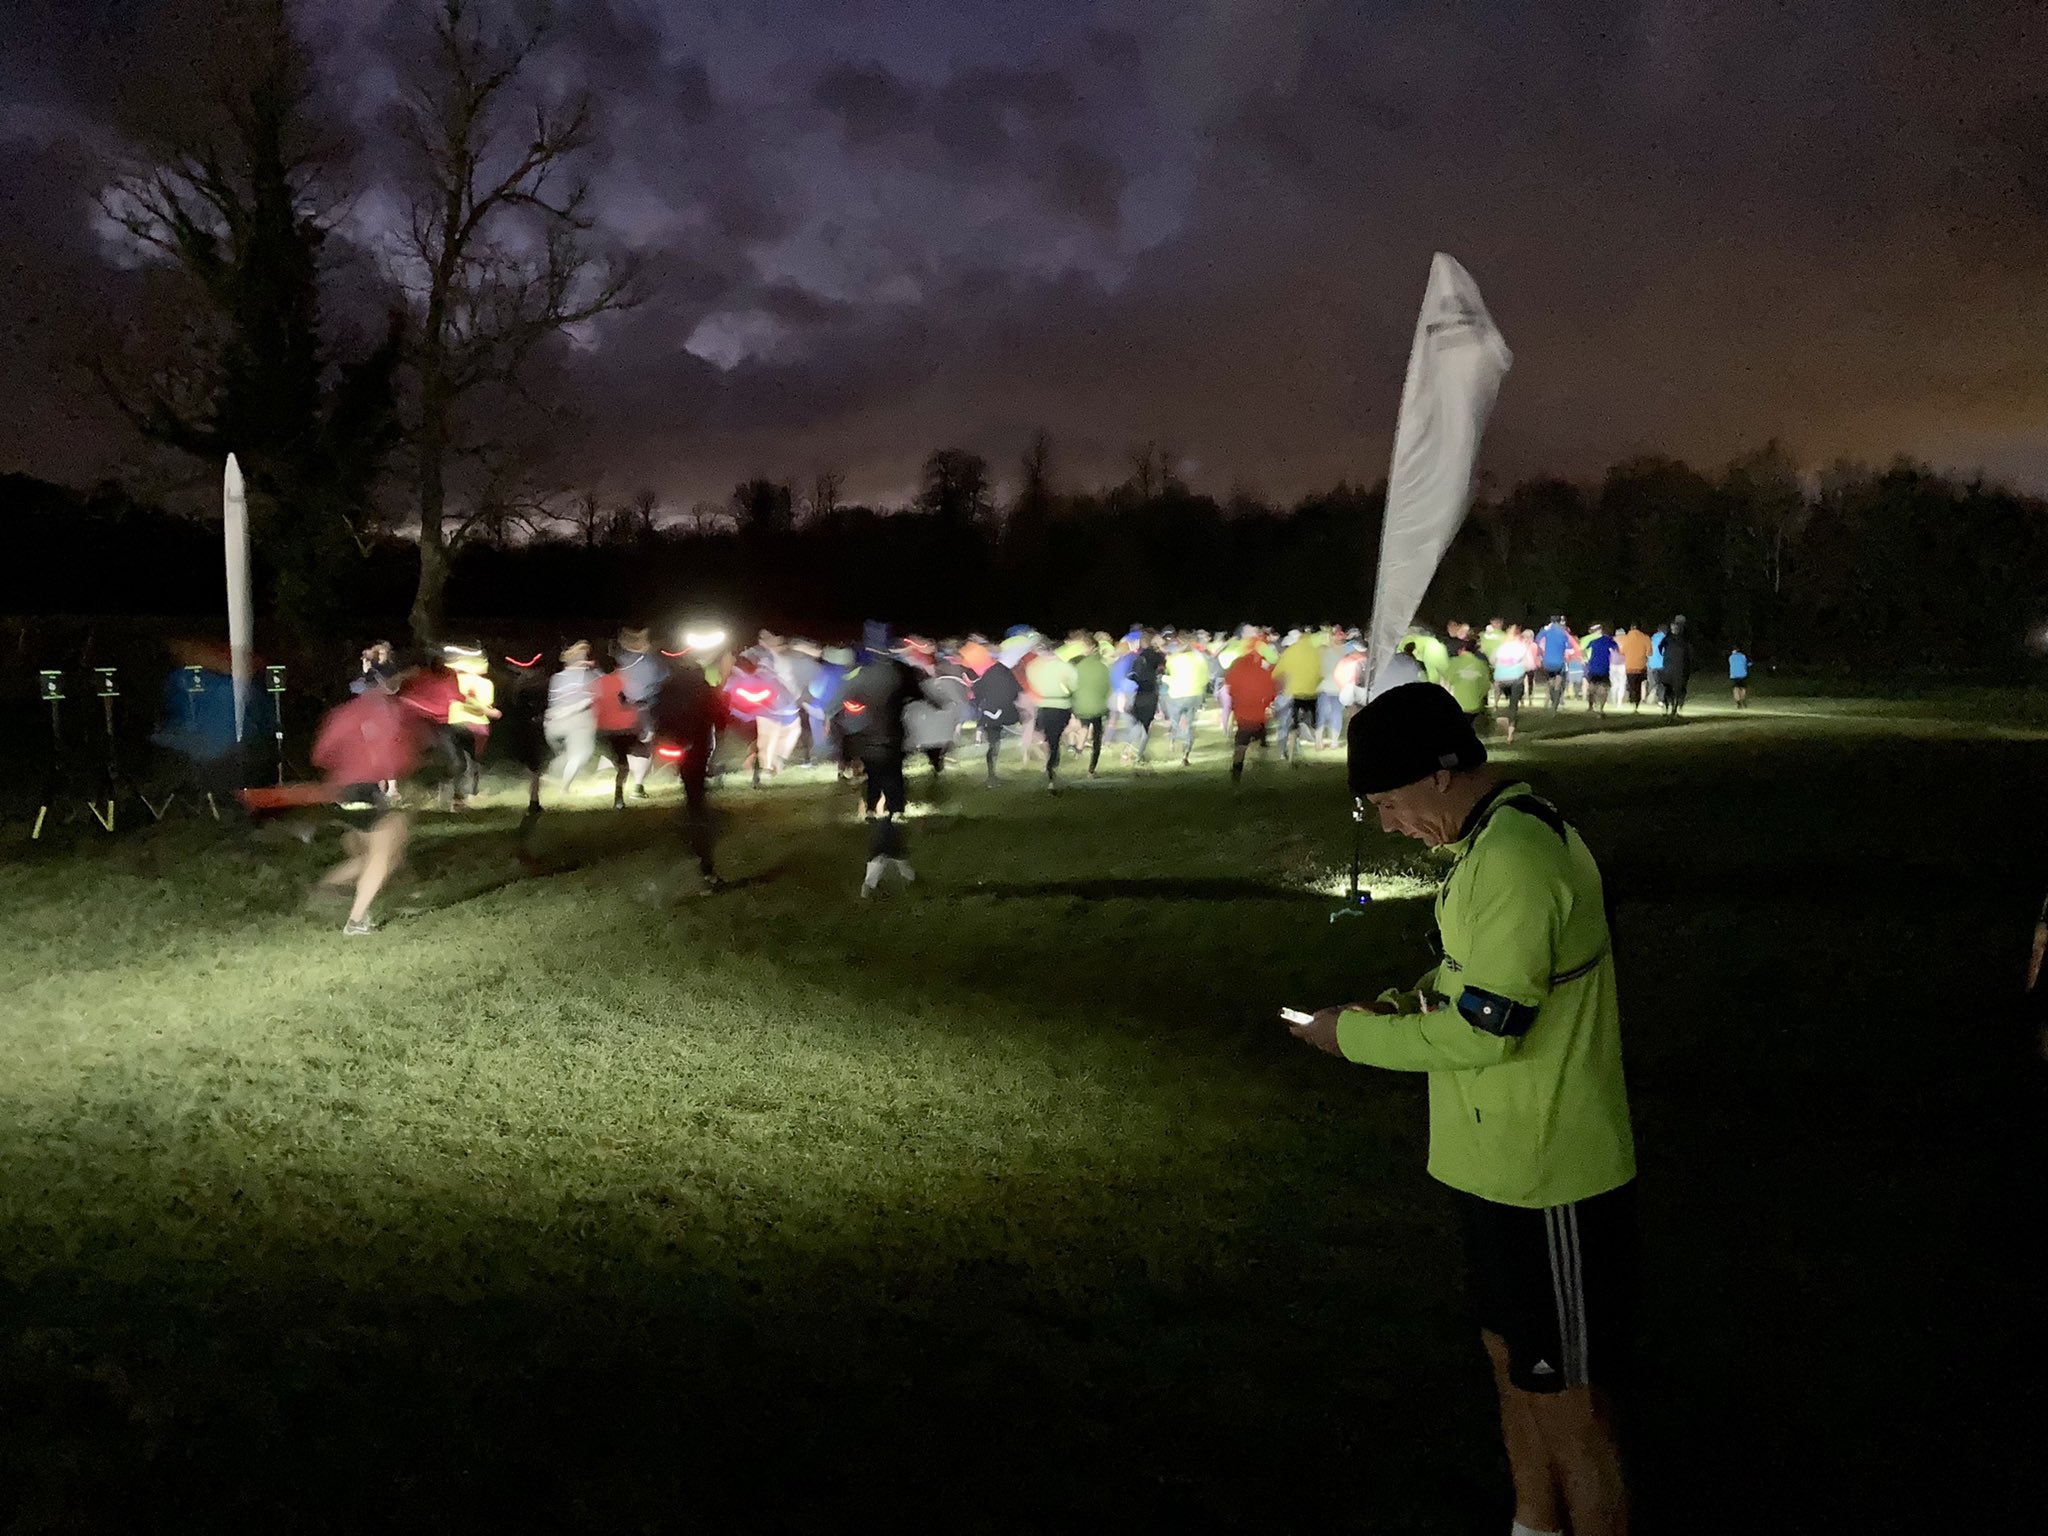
left=0, top=693, right=2038, bottom=1531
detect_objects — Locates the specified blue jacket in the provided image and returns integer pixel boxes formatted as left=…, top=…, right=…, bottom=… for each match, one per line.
left=155, top=667, right=268, bottom=761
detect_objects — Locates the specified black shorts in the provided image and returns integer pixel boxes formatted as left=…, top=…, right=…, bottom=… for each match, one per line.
left=334, top=783, right=392, bottom=830
left=1232, top=723, right=1268, bottom=747
left=1458, top=1182, right=1637, bottom=1394
left=502, top=714, right=549, bottom=772
left=1290, top=697, right=1317, bottom=727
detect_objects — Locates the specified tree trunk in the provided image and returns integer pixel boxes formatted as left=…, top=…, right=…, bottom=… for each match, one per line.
left=410, top=529, right=448, bottom=650
left=410, top=415, right=449, bottom=647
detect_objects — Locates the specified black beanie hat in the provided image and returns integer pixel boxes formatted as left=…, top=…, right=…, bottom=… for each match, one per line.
left=1347, top=682, right=1487, bottom=796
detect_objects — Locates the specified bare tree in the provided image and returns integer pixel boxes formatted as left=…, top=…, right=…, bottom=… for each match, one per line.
left=390, top=0, right=637, bottom=643
left=807, top=468, right=844, bottom=525
left=1016, top=430, right=1054, bottom=516
left=1126, top=441, right=1161, bottom=503
left=607, top=487, right=659, bottom=544
left=564, top=488, right=606, bottom=548
left=685, top=499, right=738, bottom=536
left=918, top=449, right=991, bottom=525
left=732, top=478, right=795, bottom=537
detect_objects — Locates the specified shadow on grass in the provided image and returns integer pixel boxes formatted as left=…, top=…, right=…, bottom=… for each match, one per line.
left=0, top=1133, right=1476, bottom=1533
left=964, top=876, right=1333, bottom=904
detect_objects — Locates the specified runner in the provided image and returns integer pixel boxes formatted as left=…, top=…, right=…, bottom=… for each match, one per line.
left=1123, top=629, right=1165, bottom=765
left=1316, top=628, right=1349, bottom=750
left=836, top=626, right=939, bottom=894
left=1223, top=643, right=1278, bottom=785
left=544, top=642, right=599, bottom=796
left=650, top=652, right=728, bottom=892
left=1164, top=635, right=1210, bottom=766
left=497, top=647, right=550, bottom=818
left=1068, top=631, right=1112, bottom=778
left=1490, top=624, right=1535, bottom=743
left=1584, top=625, right=1619, bottom=715
left=307, top=683, right=429, bottom=935
left=1660, top=616, right=1693, bottom=717
left=591, top=657, right=647, bottom=810
left=1275, top=627, right=1324, bottom=761
left=1729, top=644, right=1750, bottom=709
left=970, top=653, right=1023, bottom=786
left=1535, top=616, right=1572, bottom=711
left=1617, top=625, right=1652, bottom=712
left=1443, top=634, right=1493, bottom=726
left=1026, top=641, right=1079, bottom=791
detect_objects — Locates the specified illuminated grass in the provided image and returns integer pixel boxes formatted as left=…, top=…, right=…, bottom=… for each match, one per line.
left=0, top=701, right=2033, bottom=1530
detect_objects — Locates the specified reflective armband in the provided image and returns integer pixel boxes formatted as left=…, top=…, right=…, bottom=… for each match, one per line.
left=1456, top=986, right=1538, bottom=1039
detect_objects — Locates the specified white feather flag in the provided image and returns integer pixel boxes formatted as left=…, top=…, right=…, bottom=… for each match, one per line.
left=224, top=453, right=254, bottom=740
left=1365, top=254, right=1512, bottom=696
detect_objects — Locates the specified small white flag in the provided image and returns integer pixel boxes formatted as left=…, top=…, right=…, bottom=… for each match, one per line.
left=224, top=453, right=254, bottom=740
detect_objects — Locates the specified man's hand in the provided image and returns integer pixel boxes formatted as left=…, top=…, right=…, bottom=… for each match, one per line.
left=1288, top=1003, right=1389, bottom=1057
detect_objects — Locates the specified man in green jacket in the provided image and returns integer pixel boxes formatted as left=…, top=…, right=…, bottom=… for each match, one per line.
left=1443, top=635, right=1494, bottom=721
left=1025, top=644, right=1078, bottom=790
left=1064, top=631, right=1113, bottom=778
left=1290, top=682, right=1636, bottom=1536
left=1274, top=629, right=1325, bottom=761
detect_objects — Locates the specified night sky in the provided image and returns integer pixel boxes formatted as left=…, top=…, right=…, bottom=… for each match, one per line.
left=3, top=0, right=2044, bottom=505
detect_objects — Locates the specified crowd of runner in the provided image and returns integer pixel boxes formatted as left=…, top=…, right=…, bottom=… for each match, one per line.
left=205, top=612, right=1741, bottom=929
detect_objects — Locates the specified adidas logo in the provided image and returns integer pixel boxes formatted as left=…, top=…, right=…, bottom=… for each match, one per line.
left=1531, top=1360, right=1555, bottom=1376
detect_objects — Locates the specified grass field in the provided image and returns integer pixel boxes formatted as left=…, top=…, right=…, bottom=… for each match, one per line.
left=1, top=694, right=2038, bottom=1532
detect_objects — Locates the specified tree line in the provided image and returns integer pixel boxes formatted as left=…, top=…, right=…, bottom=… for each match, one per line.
left=6, top=439, right=2044, bottom=674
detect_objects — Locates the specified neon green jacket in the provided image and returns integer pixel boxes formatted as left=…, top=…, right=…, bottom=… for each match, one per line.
left=1443, top=651, right=1492, bottom=713
left=1407, top=632, right=1450, bottom=683
left=1275, top=637, right=1324, bottom=699
left=1477, top=627, right=1505, bottom=663
left=1071, top=652, right=1111, bottom=718
left=1337, top=783, right=1635, bottom=1208
left=1026, top=651, right=1077, bottom=708
left=1164, top=650, right=1209, bottom=700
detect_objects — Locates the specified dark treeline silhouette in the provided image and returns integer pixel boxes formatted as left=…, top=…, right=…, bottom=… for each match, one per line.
left=5, top=440, right=2045, bottom=673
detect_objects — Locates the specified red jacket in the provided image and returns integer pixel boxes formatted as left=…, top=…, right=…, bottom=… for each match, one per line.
left=591, top=672, right=640, bottom=733
left=312, top=691, right=424, bottom=786
left=1224, top=653, right=1277, bottom=725
left=399, top=669, right=462, bottom=726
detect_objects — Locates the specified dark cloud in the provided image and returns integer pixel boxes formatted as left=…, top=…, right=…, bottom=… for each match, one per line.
left=812, top=61, right=918, bottom=144
left=1039, top=142, right=1124, bottom=230
left=2, top=0, right=2045, bottom=505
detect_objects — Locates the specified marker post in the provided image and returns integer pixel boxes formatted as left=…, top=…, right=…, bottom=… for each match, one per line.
left=1329, top=799, right=1373, bottom=923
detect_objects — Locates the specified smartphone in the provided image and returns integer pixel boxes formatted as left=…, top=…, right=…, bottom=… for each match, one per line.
left=1279, top=1007, right=1315, bottom=1027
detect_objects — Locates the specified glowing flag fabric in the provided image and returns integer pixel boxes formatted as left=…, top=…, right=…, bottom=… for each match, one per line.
left=1366, top=253, right=1512, bottom=697
left=223, top=453, right=254, bottom=740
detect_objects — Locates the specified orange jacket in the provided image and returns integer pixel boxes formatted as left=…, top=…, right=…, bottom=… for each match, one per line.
left=1224, top=654, right=1278, bottom=724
